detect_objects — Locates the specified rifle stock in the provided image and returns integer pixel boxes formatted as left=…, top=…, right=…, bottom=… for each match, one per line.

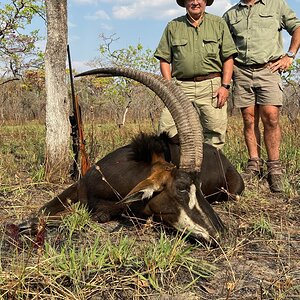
left=68, top=45, right=90, bottom=179
left=74, top=94, right=90, bottom=175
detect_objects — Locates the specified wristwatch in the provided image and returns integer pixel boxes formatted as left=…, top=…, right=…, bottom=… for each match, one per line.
left=286, top=51, right=295, bottom=58
left=221, top=83, right=231, bottom=90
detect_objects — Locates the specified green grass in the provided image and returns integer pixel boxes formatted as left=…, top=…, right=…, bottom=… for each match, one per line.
left=0, top=116, right=299, bottom=299
left=0, top=123, right=45, bottom=185
left=252, top=214, right=274, bottom=238
left=0, top=203, right=214, bottom=298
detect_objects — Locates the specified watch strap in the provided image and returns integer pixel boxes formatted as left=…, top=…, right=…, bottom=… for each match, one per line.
left=221, top=83, right=230, bottom=90
left=286, top=51, right=295, bottom=58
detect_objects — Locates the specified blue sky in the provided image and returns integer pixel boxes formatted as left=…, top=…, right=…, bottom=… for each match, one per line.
left=3, top=0, right=300, bottom=71
left=67, top=0, right=300, bottom=71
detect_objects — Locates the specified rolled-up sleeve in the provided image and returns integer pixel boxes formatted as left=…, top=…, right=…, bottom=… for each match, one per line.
left=281, top=0, right=300, bottom=35
left=220, top=19, right=237, bottom=61
left=154, top=25, right=172, bottom=63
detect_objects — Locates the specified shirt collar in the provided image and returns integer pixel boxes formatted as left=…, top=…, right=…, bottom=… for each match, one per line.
left=185, top=13, right=205, bottom=28
left=239, top=0, right=265, bottom=6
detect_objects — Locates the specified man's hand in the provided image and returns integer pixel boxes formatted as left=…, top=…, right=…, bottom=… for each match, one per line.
left=269, top=56, right=294, bottom=73
left=214, top=87, right=229, bottom=109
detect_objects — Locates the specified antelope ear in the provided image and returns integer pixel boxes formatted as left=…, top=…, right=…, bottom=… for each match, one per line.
left=117, top=178, right=161, bottom=205
left=118, top=161, right=175, bottom=205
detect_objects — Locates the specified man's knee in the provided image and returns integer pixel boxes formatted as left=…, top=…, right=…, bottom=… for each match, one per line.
left=260, top=106, right=280, bottom=129
left=264, top=117, right=279, bottom=130
left=241, top=107, right=256, bottom=128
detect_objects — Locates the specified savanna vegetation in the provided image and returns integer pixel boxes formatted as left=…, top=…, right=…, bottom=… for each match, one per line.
left=0, top=89, right=299, bottom=299
left=1, top=2, right=300, bottom=299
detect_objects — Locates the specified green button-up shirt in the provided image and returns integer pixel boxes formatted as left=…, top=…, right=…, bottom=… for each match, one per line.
left=223, top=0, right=300, bottom=65
left=154, top=13, right=237, bottom=79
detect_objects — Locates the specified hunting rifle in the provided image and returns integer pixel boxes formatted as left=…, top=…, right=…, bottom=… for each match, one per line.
left=67, top=45, right=90, bottom=179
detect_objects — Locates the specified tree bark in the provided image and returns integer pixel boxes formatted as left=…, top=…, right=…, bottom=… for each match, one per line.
left=44, top=0, right=70, bottom=182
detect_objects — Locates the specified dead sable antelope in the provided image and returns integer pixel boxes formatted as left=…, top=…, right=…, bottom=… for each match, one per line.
left=20, top=67, right=244, bottom=244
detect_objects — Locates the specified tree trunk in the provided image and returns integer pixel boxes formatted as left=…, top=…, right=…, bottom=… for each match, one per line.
left=44, top=0, right=70, bottom=182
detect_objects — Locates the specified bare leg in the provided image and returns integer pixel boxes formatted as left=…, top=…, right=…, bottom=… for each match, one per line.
left=241, top=105, right=261, bottom=159
left=259, top=105, right=281, bottom=161
left=259, top=105, right=283, bottom=192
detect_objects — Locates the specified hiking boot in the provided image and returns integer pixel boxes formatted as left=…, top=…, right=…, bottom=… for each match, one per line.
left=267, top=160, right=284, bottom=193
left=242, top=157, right=263, bottom=180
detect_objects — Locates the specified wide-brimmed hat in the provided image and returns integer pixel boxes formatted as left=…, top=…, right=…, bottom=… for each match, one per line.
left=176, top=0, right=214, bottom=7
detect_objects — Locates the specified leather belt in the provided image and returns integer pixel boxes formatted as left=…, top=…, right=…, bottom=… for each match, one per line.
left=235, top=59, right=280, bottom=69
left=179, top=72, right=221, bottom=82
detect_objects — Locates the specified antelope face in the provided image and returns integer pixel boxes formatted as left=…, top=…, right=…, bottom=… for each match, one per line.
left=123, top=165, right=224, bottom=244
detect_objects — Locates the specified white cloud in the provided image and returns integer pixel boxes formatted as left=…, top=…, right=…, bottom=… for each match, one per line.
left=72, top=0, right=234, bottom=20
left=112, top=1, right=183, bottom=20
left=110, top=0, right=232, bottom=20
left=207, top=0, right=234, bottom=16
left=84, top=10, right=110, bottom=20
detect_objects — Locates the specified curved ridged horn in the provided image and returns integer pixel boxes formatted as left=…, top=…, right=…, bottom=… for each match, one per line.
left=99, top=71, right=204, bottom=169
left=148, top=73, right=203, bottom=169
left=75, top=67, right=203, bottom=172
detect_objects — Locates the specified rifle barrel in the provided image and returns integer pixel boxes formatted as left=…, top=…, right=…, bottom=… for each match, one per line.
left=67, top=45, right=76, bottom=110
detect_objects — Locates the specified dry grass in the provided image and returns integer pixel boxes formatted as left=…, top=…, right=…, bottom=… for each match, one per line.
left=0, top=117, right=299, bottom=299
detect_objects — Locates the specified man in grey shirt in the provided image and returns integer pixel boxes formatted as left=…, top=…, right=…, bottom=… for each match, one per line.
left=223, top=0, right=300, bottom=192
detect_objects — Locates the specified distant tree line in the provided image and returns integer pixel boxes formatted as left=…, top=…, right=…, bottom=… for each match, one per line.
left=0, top=31, right=163, bottom=125
left=1, top=59, right=299, bottom=125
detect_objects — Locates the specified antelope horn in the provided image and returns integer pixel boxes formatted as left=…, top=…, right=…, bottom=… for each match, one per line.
left=75, top=67, right=203, bottom=171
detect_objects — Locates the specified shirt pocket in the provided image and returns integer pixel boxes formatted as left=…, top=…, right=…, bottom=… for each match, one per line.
left=203, top=37, right=219, bottom=58
left=228, top=16, right=244, bottom=35
left=171, top=39, right=188, bottom=60
left=257, top=12, right=279, bottom=30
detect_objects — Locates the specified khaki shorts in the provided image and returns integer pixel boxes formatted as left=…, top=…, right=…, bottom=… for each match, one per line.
left=232, top=64, right=283, bottom=108
left=158, top=77, right=227, bottom=149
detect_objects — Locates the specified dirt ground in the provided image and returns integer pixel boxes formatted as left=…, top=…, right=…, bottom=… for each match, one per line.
left=0, top=176, right=299, bottom=299
left=204, top=179, right=300, bottom=300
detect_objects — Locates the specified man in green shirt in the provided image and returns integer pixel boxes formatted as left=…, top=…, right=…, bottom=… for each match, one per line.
left=154, top=0, right=237, bottom=149
left=223, top=0, right=300, bottom=192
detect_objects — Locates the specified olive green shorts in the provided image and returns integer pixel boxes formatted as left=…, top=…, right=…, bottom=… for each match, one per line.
left=232, top=64, right=283, bottom=108
left=158, top=77, right=227, bottom=149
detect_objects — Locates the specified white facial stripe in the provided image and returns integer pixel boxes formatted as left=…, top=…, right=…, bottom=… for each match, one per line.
left=174, top=209, right=210, bottom=241
left=178, top=183, right=214, bottom=241
left=188, top=183, right=205, bottom=213
left=188, top=184, right=197, bottom=209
